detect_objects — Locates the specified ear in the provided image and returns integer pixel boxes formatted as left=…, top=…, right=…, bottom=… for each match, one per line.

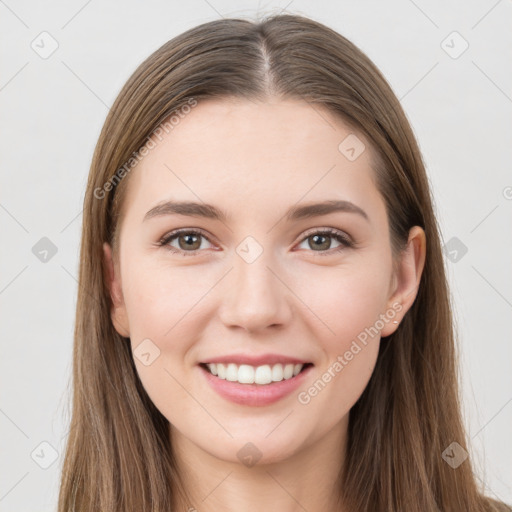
left=103, top=242, right=130, bottom=338
left=380, top=226, right=426, bottom=338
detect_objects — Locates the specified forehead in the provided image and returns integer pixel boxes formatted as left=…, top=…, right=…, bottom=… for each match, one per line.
left=121, top=97, right=385, bottom=226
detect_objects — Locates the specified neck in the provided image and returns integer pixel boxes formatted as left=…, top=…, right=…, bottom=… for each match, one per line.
left=169, top=416, right=348, bottom=512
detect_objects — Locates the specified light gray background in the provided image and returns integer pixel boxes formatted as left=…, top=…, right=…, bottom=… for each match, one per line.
left=1, top=1, right=511, bottom=510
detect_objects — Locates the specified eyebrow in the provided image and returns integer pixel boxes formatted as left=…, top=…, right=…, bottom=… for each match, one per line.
left=143, top=199, right=369, bottom=223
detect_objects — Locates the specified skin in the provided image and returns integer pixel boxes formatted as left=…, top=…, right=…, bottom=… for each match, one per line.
left=103, top=97, right=426, bottom=512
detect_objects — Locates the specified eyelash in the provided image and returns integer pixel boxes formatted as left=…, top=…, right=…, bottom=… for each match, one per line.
left=157, top=227, right=354, bottom=257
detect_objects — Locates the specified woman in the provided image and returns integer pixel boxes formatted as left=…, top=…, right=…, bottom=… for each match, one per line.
left=58, top=13, right=510, bottom=511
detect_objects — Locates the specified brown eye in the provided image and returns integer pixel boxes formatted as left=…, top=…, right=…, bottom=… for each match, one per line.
left=308, top=234, right=332, bottom=251
left=159, top=229, right=214, bottom=256
left=296, top=229, right=353, bottom=255
left=177, top=232, right=202, bottom=250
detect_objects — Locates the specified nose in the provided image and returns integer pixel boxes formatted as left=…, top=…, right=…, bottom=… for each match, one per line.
left=218, top=249, right=293, bottom=333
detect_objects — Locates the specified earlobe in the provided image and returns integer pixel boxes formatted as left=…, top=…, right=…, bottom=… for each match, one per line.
left=380, top=226, right=426, bottom=337
left=103, top=242, right=130, bottom=338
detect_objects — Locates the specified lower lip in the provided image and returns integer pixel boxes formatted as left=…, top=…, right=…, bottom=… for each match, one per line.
left=199, top=364, right=313, bottom=407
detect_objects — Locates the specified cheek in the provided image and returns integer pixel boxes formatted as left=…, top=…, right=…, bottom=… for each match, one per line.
left=297, top=337, right=380, bottom=427
left=293, top=262, right=390, bottom=344
left=121, top=261, right=217, bottom=413
left=292, top=265, right=387, bottom=405
left=123, top=263, right=204, bottom=423
left=121, top=257, right=214, bottom=344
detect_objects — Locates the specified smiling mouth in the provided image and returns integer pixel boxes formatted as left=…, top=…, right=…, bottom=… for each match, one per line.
left=199, top=362, right=314, bottom=385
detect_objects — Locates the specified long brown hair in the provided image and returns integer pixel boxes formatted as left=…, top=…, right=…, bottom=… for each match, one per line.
left=58, top=13, right=510, bottom=511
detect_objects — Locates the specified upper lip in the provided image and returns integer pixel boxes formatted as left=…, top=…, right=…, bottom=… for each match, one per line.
left=200, top=353, right=312, bottom=366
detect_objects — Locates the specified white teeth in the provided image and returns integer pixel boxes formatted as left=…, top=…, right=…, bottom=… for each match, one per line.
left=238, top=364, right=254, bottom=384
left=205, top=362, right=305, bottom=385
left=254, top=365, right=272, bottom=384
left=271, top=364, right=283, bottom=382
left=226, top=363, right=238, bottom=381
left=283, top=364, right=294, bottom=379
left=216, top=363, right=226, bottom=379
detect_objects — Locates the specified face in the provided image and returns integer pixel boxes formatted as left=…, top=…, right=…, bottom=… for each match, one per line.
left=104, top=97, right=425, bottom=466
